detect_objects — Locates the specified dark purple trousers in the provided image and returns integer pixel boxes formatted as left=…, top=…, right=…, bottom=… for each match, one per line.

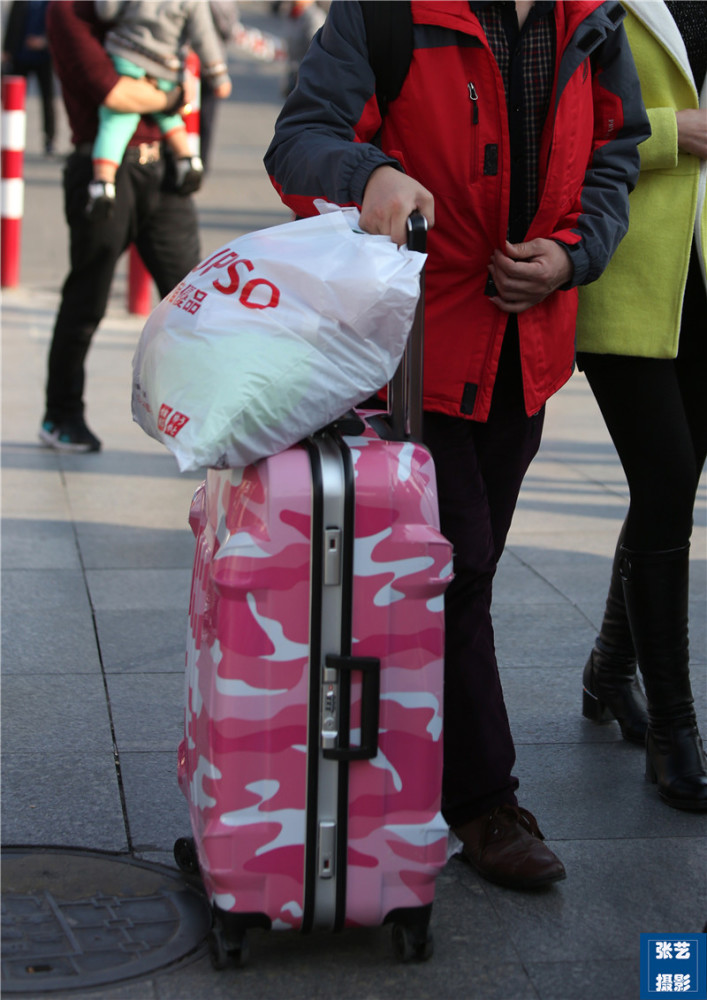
left=422, top=322, right=545, bottom=827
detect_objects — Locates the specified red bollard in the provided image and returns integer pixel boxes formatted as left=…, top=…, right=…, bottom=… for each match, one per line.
left=128, top=244, right=153, bottom=316
left=1, top=75, right=27, bottom=288
left=183, top=50, right=201, bottom=156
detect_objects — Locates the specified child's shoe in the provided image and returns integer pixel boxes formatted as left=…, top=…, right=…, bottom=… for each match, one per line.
left=86, top=180, right=116, bottom=219
left=174, top=156, right=204, bottom=195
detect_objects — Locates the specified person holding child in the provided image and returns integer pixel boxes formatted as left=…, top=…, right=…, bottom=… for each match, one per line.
left=88, top=0, right=232, bottom=217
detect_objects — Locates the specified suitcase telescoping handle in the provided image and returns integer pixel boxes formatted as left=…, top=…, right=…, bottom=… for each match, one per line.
left=388, top=210, right=428, bottom=441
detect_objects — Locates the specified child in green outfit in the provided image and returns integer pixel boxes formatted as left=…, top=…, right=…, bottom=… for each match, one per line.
left=90, top=0, right=232, bottom=217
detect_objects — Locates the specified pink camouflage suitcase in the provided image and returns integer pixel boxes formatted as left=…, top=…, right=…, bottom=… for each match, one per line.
left=173, top=214, right=453, bottom=967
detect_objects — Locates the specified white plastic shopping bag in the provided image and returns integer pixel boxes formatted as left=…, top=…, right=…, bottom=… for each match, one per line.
left=131, top=208, right=425, bottom=472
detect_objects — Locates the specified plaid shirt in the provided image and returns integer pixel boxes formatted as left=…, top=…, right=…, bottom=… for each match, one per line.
left=470, top=1, right=556, bottom=241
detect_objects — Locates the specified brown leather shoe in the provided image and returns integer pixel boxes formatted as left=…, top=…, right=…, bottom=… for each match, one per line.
left=453, top=805, right=566, bottom=890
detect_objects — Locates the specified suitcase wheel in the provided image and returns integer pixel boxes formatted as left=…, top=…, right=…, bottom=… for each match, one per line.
left=208, top=921, right=249, bottom=970
left=173, top=836, right=199, bottom=875
left=391, top=922, right=434, bottom=962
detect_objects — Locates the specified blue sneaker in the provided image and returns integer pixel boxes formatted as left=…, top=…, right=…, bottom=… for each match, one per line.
left=39, top=417, right=101, bottom=453
left=38, top=419, right=60, bottom=446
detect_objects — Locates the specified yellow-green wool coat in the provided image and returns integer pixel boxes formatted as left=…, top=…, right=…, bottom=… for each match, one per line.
left=576, top=0, right=706, bottom=357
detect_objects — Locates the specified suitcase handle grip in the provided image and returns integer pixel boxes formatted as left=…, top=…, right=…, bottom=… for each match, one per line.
left=388, top=212, right=427, bottom=440
left=323, top=654, right=380, bottom=761
left=406, top=209, right=428, bottom=252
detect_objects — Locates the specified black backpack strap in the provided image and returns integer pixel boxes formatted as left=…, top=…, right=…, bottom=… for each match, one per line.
left=359, top=1, right=413, bottom=116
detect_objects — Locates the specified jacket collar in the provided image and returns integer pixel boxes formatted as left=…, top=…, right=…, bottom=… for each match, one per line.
left=412, top=2, right=607, bottom=38
left=467, top=1, right=553, bottom=8
left=411, top=2, right=483, bottom=34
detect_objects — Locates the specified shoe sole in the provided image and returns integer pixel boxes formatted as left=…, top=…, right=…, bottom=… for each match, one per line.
left=38, top=426, right=59, bottom=447
left=656, top=791, right=707, bottom=812
left=55, top=440, right=101, bottom=453
left=458, top=849, right=567, bottom=891
left=38, top=427, right=100, bottom=453
left=582, top=684, right=647, bottom=747
left=649, top=771, right=707, bottom=812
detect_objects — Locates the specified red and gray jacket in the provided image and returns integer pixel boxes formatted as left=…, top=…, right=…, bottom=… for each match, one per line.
left=264, top=0, right=650, bottom=422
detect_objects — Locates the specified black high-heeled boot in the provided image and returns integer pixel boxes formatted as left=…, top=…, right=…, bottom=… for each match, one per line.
left=582, top=527, right=648, bottom=745
left=620, top=544, right=707, bottom=812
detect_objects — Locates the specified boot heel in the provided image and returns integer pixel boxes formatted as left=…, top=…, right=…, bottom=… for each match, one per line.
left=582, top=686, right=614, bottom=724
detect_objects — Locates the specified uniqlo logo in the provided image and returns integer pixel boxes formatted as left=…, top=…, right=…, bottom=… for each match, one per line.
left=157, top=403, right=172, bottom=432
left=164, top=410, right=189, bottom=438
left=157, top=403, right=189, bottom=437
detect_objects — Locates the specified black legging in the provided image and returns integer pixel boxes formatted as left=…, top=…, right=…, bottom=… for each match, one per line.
left=577, top=248, right=707, bottom=551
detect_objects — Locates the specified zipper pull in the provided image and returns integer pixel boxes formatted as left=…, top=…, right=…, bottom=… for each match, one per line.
left=468, top=82, right=479, bottom=124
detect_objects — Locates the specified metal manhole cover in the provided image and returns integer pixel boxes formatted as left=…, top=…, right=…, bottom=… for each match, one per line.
left=1, top=847, right=211, bottom=994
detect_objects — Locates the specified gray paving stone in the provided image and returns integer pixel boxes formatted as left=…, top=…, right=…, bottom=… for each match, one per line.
left=1, top=465, right=72, bottom=521
left=118, top=751, right=192, bottom=854
left=493, top=553, right=568, bottom=605
left=34, top=985, right=158, bottom=1000
left=152, top=954, right=538, bottom=1000
left=0, top=517, right=81, bottom=569
left=96, top=608, right=189, bottom=674
left=493, top=602, right=597, bottom=667
left=85, top=568, right=192, bottom=611
left=75, top=523, right=196, bottom=570
left=1, top=752, right=126, bottom=850
left=65, top=475, right=198, bottom=533
left=501, top=664, right=707, bottom=745
left=3, top=673, right=114, bottom=752
left=107, top=672, right=185, bottom=752
left=502, top=546, right=617, bottom=619
left=480, top=838, right=707, bottom=963
left=2, top=608, right=100, bottom=675
left=504, top=545, right=707, bottom=620
left=513, top=742, right=707, bottom=841
left=429, top=861, right=523, bottom=963
left=513, top=491, right=629, bottom=531
left=525, top=960, right=637, bottom=1000
left=500, top=665, right=622, bottom=745
left=2, top=567, right=92, bottom=612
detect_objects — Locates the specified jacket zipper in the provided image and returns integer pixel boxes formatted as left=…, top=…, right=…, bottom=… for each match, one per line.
left=468, top=82, right=479, bottom=124
left=468, top=82, right=480, bottom=181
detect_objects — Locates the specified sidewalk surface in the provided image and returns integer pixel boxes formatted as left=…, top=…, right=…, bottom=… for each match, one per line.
left=2, top=5, right=705, bottom=998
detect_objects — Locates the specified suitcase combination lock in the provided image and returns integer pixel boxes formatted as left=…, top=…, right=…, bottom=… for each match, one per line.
left=321, top=671, right=339, bottom=750
left=321, top=655, right=381, bottom=760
